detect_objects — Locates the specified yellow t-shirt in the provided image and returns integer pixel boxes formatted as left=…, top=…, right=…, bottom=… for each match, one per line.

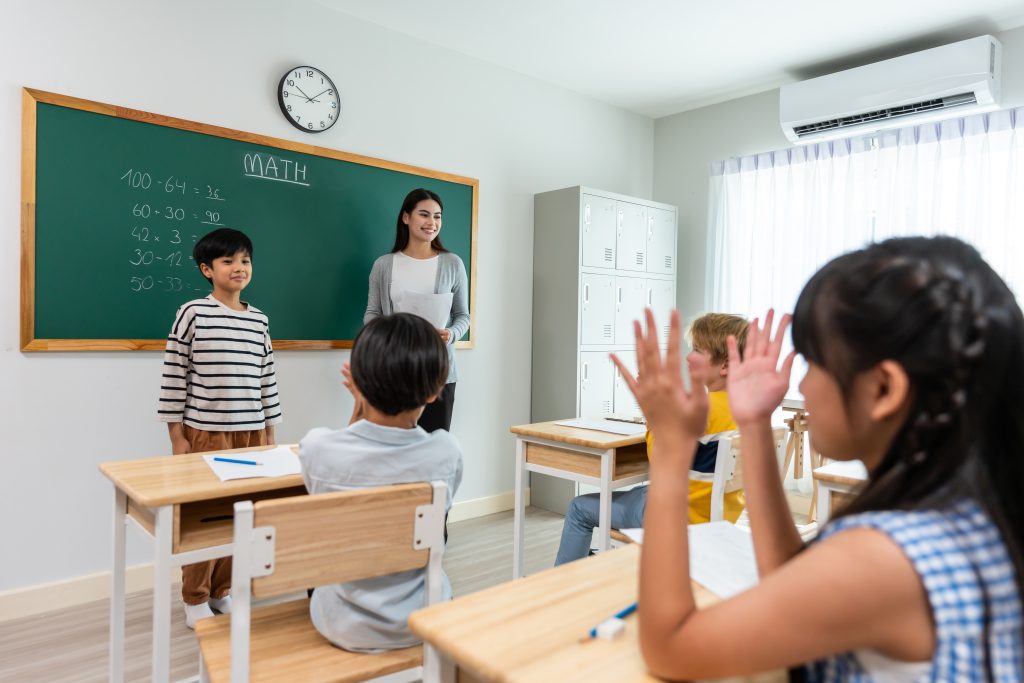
left=644, top=391, right=745, bottom=523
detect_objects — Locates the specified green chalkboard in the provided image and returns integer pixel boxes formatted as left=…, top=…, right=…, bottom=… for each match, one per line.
left=21, top=89, right=477, bottom=351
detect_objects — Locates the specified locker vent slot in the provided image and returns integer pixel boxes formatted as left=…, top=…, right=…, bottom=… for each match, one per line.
left=604, top=248, right=613, bottom=262
left=602, top=325, right=613, bottom=338
left=601, top=400, right=612, bottom=412
left=635, top=252, right=644, bottom=266
left=665, top=256, right=672, bottom=268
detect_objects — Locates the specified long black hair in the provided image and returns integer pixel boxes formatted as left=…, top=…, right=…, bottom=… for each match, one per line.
left=391, top=188, right=448, bottom=254
left=792, top=236, right=1024, bottom=672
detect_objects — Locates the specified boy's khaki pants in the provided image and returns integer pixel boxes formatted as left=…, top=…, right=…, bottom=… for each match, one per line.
left=179, top=425, right=268, bottom=605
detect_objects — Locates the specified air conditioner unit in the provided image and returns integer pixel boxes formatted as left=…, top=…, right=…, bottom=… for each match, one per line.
left=780, top=35, right=1001, bottom=144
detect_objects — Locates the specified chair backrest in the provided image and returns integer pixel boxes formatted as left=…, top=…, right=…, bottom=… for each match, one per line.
left=709, top=428, right=786, bottom=522
left=228, top=481, right=447, bottom=682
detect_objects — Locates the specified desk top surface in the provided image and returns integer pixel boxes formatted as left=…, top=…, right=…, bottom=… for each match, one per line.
left=812, top=459, right=869, bottom=487
left=510, top=421, right=647, bottom=449
left=409, top=544, right=783, bottom=683
left=99, top=444, right=304, bottom=508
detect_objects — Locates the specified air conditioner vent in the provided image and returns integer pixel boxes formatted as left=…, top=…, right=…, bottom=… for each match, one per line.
left=794, top=93, right=977, bottom=138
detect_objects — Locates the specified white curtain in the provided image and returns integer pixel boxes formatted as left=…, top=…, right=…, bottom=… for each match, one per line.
left=708, top=107, right=1024, bottom=320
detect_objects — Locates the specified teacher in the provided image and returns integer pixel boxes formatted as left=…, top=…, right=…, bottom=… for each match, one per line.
left=364, top=188, right=470, bottom=432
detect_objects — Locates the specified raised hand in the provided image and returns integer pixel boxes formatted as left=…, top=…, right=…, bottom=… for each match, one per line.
left=726, top=309, right=796, bottom=425
left=611, top=308, right=708, bottom=445
left=341, top=362, right=367, bottom=422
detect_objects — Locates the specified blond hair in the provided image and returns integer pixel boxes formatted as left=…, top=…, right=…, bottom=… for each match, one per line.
left=688, top=313, right=749, bottom=365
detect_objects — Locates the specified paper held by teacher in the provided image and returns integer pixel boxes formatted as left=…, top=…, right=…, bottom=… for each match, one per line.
left=393, top=291, right=454, bottom=329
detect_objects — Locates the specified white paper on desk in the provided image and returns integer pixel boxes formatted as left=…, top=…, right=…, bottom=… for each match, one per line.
left=203, top=445, right=302, bottom=481
left=392, top=291, right=454, bottom=329
left=554, top=417, right=647, bottom=436
left=617, top=522, right=758, bottom=599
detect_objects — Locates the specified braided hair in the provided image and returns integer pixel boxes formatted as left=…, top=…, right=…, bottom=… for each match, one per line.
left=791, top=237, right=1024, bottom=672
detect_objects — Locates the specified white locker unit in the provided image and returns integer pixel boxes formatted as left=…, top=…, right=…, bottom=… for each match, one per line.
left=532, top=187, right=678, bottom=514
left=614, top=276, right=647, bottom=345
left=646, top=207, right=676, bottom=275
left=616, top=203, right=647, bottom=272
left=580, top=352, right=615, bottom=416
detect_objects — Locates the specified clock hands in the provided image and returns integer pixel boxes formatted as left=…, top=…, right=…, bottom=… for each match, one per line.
left=308, top=88, right=333, bottom=102
left=294, top=85, right=317, bottom=103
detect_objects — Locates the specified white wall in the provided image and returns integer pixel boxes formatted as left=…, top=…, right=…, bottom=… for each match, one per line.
left=0, top=0, right=653, bottom=593
left=655, top=24, right=1024, bottom=319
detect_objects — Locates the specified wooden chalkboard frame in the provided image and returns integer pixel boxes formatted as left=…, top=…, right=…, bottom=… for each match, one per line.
left=20, top=88, right=478, bottom=352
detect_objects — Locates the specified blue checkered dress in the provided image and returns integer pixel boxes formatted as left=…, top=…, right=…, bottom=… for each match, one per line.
left=805, top=500, right=1022, bottom=682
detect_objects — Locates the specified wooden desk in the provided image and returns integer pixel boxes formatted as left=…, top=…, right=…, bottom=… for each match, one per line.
left=409, top=544, right=785, bottom=683
left=99, top=445, right=305, bottom=683
left=812, top=460, right=867, bottom=524
left=510, top=421, right=648, bottom=578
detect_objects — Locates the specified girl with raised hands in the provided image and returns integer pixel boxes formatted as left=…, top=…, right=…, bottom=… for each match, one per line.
left=613, top=236, right=1022, bottom=682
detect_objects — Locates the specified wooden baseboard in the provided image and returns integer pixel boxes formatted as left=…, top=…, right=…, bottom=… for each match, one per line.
left=0, top=488, right=528, bottom=622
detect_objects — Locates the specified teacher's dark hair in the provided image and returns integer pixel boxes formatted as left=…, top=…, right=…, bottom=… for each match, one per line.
left=391, top=188, right=448, bottom=253
left=351, top=313, right=448, bottom=416
left=193, top=228, right=253, bottom=284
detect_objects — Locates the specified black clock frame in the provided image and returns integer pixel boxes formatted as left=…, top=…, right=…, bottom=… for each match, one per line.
left=277, top=65, right=339, bottom=134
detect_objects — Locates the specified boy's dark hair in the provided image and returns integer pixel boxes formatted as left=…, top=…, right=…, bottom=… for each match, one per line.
left=351, top=313, right=449, bottom=416
left=391, top=188, right=448, bottom=254
left=792, top=235, right=1024, bottom=659
left=193, top=228, right=253, bottom=284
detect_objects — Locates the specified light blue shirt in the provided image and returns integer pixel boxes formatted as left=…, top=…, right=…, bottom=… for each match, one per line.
left=299, top=420, right=463, bottom=652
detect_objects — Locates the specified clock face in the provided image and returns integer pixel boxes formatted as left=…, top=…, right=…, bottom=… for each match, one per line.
left=278, top=66, right=340, bottom=133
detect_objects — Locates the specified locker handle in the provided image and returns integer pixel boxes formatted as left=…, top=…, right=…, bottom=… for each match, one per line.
left=648, top=288, right=653, bottom=305
left=617, top=287, right=622, bottom=305
left=584, top=204, right=591, bottom=225
left=583, top=362, right=589, bottom=381
left=617, top=210, right=623, bottom=231
left=583, top=283, right=589, bottom=303
left=648, top=216, right=654, bottom=240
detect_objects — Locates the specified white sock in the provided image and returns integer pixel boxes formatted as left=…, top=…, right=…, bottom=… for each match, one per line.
left=209, top=595, right=232, bottom=614
left=184, top=602, right=215, bottom=629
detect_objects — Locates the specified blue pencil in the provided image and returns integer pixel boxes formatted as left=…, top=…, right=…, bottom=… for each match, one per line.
left=586, top=602, right=638, bottom=639
left=213, top=456, right=262, bottom=466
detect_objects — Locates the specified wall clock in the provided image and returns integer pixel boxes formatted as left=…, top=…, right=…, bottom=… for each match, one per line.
left=278, top=66, right=340, bottom=133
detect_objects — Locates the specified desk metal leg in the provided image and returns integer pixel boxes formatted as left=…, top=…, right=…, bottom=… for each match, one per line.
left=816, top=485, right=832, bottom=525
left=423, top=644, right=456, bottom=683
left=597, top=449, right=613, bottom=553
left=109, top=488, right=127, bottom=683
left=152, top=505, right=173, bottom=683
left=512, top=438, right=527, bottom=579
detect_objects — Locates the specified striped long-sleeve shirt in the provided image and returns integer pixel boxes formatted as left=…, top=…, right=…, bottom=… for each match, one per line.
left=157, top=295, right=283, bottom=431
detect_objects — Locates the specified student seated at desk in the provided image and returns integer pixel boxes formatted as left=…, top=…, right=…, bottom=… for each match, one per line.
left=554, top=313, right=749, bottom=566
left=620, top=237, right=1023, bottom=681
left=299, top=313, right=463, bottom=652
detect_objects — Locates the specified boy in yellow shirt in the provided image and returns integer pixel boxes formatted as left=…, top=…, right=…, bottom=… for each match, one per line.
left=554, top=313, right=748, bottom=564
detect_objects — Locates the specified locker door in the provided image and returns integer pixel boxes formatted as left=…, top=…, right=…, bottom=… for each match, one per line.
left=614, top=276, right=647, bottom=345
left=646, top=279, right=676, bottom=345
left=613, top=351, right=642, bottom=416
left=579, top=352, right=614, bottom=417
left=580, top=273, right=615, bottom=344
left=615, top=202, right=647, bottom=272
left=646, top=207, right=676, bottom=275
left=581, top=195, right=617, bottom=268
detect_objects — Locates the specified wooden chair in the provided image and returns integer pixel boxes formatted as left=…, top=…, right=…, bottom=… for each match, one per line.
left=195, top=481, right=448, bottom=683
left=709, top=428, right=787, bottom=522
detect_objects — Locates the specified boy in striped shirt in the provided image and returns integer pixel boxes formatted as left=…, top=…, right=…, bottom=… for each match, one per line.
left=157, top=227, right=283, bottom=628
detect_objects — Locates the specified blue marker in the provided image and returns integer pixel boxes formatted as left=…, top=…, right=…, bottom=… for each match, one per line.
left=213, top=456, right=262, bottom=466
left=586, top=602, right=638, bottom=639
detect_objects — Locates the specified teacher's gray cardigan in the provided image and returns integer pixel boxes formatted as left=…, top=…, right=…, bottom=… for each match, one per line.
left=364, top=252, right=470, bottom=384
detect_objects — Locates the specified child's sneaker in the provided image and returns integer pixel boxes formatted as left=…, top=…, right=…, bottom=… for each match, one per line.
left=209, top=595, right=232, bottom=615
left=184, top=602, right=215, bottom=629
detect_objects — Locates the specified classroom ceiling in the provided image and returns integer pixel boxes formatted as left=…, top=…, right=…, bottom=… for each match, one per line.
left=319, top=0, right=1024, bottom=118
